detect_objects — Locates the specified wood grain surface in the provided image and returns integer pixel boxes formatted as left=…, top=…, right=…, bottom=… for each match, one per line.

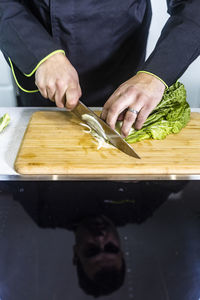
left=14, top=111, right=200, bottom=175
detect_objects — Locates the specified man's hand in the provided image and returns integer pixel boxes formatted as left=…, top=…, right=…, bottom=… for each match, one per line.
left=101, top=72, right=166, bottom=137
left=35, top=52, right=81, bottom=109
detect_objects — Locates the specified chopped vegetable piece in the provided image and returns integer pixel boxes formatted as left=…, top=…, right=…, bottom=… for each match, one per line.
left=79, top=122, right=114, bottom=150
left=0, top=113, right=10, bottom=133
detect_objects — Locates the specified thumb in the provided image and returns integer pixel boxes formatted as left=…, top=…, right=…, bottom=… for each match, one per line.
left=65, top=85, right=81, bottom=110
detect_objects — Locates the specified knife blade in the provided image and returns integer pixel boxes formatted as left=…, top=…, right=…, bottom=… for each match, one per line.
left=72, top=101, right=140, bottom=159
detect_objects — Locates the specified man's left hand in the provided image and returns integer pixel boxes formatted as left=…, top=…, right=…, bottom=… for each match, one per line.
left=101, top=72, right=166, bottom=137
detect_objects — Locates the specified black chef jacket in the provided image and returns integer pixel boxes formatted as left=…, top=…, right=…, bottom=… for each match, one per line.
left=0, top=0, right=200, bottom=106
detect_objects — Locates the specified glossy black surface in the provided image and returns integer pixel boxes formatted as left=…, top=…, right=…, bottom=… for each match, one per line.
left=0, top=181, right=200, bottom=300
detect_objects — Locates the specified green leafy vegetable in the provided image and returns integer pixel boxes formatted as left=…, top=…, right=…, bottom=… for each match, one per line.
left=0, top=113, right=11, bottom=133
left=120, top=82, right=190, bottom=143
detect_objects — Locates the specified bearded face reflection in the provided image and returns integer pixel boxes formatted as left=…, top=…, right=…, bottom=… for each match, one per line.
left=73, top=216, right=126, bottom=297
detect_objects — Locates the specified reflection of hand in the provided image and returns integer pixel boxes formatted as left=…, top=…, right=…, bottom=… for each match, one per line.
left=35, top=52, right=82, bottom=109
left=101, top=72, right=165, bottom=137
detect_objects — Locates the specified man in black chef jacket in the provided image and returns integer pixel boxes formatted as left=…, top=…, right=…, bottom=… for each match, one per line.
left=0, top=0, right=199, bottom=136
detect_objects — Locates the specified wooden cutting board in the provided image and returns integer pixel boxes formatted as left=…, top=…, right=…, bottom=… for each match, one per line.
left=14, top=111, right=200, bottom=175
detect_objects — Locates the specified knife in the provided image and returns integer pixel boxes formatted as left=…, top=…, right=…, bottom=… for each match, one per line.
left=72, top=101, right=140, bottom=159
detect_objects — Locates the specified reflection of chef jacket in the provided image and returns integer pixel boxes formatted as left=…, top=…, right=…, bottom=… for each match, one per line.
left=11, top=181, right=187, bottom=229
left=1, top=1, right=199, bottom=105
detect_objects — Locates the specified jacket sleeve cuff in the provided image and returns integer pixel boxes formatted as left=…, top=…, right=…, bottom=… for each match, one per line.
left=137, top=71, right=168, bottom=89
left=8, top=50, right=65, bottom=93
left=8, top=57, right=38, bottom=93
left=23, top=49, right=65, bottom=77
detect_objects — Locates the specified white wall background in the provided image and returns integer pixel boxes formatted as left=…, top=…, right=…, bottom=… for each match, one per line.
left=0, top=51, right=16, bottom=106
left=0, top=0, right=200, bottom=107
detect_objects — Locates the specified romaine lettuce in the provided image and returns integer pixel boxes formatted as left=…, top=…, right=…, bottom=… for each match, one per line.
left=123, top=82, right=190, bottom=143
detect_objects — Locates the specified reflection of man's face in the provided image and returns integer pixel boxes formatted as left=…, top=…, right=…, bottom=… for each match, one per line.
left=73, top=216, right=123, bottom=280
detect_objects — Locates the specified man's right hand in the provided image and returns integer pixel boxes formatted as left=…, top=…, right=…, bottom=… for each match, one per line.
left=35, top=52, right=81, bottom=109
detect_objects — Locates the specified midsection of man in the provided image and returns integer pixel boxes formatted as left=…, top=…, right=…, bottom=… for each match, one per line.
left=16, top=0, right=152, bottom=106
